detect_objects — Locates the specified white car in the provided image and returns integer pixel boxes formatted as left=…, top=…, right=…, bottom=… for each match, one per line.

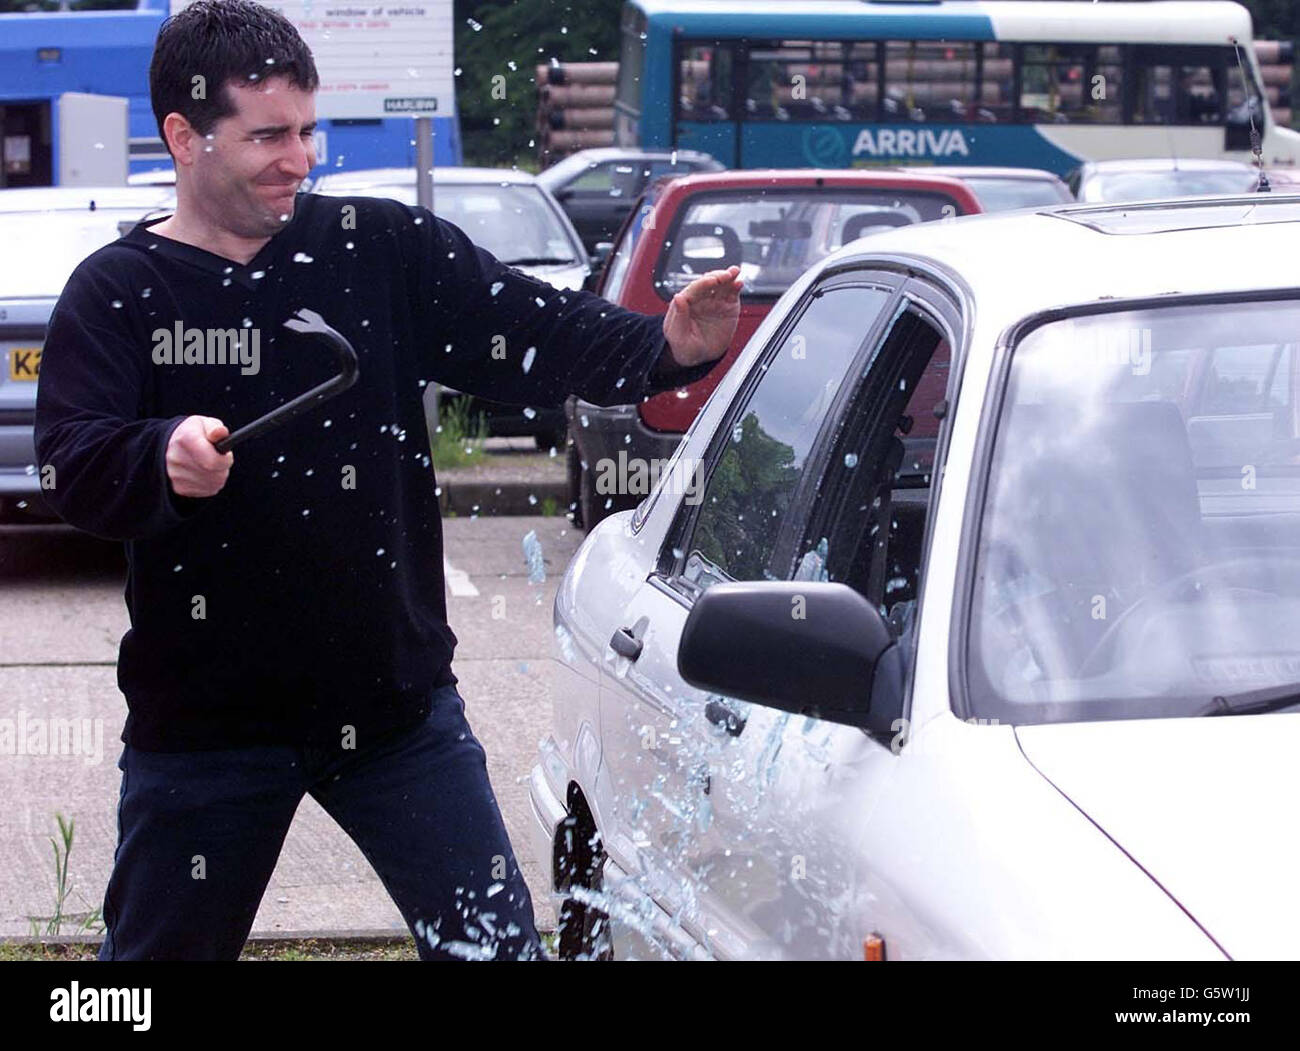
left=1067, top=157, right=1264, bottom=202
left=896, top=165, right=1073, bottom=211
left=312, top=166, right=591, bottom=447
left=309, top=166, right=591, bottom=291
left=0, top=186, right=175, bottom=525
left=530, top=192, right=1300, bottom=960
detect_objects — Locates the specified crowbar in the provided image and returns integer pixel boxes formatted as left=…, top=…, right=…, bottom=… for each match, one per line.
left=213, top=308, right=359, bottom=454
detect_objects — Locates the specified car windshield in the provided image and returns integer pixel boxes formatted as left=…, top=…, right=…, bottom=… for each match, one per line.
left=963, top=177, right=1071, bottom=212
left=1088, top=169, right=1260, bottom=203
left=0, top=211, right=153, bottom=298
left=970, top=299, right=1300, bottom=724
left=655, top=189, right=961, bottom=299
left=316, top=182, right=579, bottom=265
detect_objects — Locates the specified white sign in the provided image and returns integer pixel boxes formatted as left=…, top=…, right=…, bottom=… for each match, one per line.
left=169, top=0, right=455, bottom=120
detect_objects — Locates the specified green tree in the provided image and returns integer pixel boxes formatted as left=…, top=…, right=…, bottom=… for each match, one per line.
left=454, top=0, right=624, bottom=167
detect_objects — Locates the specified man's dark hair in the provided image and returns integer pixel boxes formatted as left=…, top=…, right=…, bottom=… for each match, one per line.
left=150, top=0, right=320, bottom=154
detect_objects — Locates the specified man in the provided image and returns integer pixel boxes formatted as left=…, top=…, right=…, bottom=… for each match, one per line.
left=34, top=0, right=740, bottom=961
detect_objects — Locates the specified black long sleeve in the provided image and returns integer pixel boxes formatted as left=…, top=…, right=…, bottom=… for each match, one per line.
left=389, top=198, right=717, bottom=406
left=27, top=192, right=719, bottom=752
left=34, top=268, right=205, bottom=542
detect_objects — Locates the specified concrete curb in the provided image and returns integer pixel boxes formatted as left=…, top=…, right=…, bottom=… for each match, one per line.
left=438, top=479, right=568, bottom=517
left=3, top=927, right=557, bottom=948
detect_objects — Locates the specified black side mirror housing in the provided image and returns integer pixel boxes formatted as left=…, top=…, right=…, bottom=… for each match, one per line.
left=677, top=581, right=902, bottom=733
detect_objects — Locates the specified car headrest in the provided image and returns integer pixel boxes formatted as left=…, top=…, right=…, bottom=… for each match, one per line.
left=672, top=222, right=742, bottom=272
left=986, top=400, right=1203, bottom=585
left=842, top=210, right=913, bottom=244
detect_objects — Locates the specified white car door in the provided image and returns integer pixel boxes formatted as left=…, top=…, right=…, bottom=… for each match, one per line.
left=598, top=272, right=962, bottom=957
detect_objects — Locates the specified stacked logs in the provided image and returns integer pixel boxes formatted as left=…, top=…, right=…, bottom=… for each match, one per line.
left=1258, top=40, right=1293, bottom=127
left=536, top=62, right=617, bottom=165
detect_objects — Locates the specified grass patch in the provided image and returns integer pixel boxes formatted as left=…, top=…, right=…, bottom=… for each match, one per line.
left=430, top=395, right=488, bottom=471
left=27, top=812, right=104, bottom=938
left=2, top=932, right=560, bottom=961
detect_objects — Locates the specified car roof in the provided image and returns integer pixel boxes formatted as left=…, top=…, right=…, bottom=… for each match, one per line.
left=1079, top=158, right=1257, bottom=175
left=0, top=185, right=175, bottom=213
left=896, top=166, right=1064, bottom=183
left=823, top=194, right=1300, bottom=331
left=654, top=168, right=981, bottom=192
left=0, top=203, right=173, bottom=298
left=311, top=166, right=542, bottom=189
left=542, top=147, right=720, bottom=168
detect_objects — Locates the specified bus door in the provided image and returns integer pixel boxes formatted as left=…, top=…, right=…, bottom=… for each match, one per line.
left=674, top=41, right=738, bottom=167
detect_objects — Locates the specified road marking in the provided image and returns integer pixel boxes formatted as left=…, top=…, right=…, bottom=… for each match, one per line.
left=444, top=556, right=479, bottom=597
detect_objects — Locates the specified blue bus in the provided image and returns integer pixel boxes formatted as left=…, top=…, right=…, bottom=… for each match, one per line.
left=0, top=0, right=461, bottom=187
left=613, top=0, right=1300, bottom=176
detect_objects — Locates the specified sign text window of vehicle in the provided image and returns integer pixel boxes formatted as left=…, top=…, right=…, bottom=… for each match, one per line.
left=674, top=41, right=1263, bottom=127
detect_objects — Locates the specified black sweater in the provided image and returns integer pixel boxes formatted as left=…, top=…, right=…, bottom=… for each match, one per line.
left=34, top=192, right=714, bottom=751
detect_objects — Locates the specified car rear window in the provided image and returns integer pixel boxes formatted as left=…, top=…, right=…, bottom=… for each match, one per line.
left=0, top=212, right=152, bottom=299
left=654, top=188, right=962, bottom=300
left=963, top=177, right=1072, bottom=212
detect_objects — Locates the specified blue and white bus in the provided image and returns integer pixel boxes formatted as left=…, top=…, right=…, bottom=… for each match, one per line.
left=613, top=0, right=1300, bottom=175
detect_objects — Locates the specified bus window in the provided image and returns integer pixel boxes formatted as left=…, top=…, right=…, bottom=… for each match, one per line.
left=744, top=40, right=871, bottom=122
left=980, top=42, right=1015, bottom=123
left=1225, top=52, right=1264, bottom=149
left=1132, top=45, right=1233, bottom=126
left=1019, top=44, right=1122, bottom=124
left=679, top=44, right=733, bottom=122
left=883, top=40, right=978, bottom=123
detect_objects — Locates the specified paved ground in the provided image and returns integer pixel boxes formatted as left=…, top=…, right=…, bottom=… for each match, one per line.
left=0, top=514, right=582, bottom=940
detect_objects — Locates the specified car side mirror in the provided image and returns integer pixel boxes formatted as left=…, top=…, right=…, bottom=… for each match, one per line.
left=555, top=187, right=575, bottom=203
left=677, top=581, right=904, bottom=733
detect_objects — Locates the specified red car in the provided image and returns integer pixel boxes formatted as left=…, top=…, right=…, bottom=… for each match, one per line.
left=567, top=169, right=983, bottom=528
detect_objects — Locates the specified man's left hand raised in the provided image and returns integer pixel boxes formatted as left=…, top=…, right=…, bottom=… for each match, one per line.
left=661, top=265, right=744, bottom=367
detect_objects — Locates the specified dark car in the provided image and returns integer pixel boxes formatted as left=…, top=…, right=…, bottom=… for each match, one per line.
left=536, top=147, right=724, bottom=254
left=566, top=168, right=983, bottom=529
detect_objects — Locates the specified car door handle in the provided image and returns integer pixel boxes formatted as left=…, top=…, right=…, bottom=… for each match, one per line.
left=705, top=697, right=747, bottom=736
left=610, top=626, right=643, bottom=661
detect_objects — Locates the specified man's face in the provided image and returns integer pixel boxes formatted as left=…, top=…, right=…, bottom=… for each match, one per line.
left=182, top=76, right=317, bottom=238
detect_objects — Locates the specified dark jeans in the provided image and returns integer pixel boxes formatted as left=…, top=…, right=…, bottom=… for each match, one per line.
left=97, top=684, right=543, bottom=961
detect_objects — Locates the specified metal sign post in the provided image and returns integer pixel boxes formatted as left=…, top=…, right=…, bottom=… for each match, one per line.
left=415, top=115, right=437, bottom=432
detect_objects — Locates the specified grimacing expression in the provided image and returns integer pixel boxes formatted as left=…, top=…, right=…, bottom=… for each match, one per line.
left=182, top=75, right=317, bottom=238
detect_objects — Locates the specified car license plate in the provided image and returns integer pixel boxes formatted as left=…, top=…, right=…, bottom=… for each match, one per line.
left=8, top=347, right=41, bottom=381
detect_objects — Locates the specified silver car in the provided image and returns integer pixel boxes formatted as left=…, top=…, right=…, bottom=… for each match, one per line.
left=1067, top=157, right=1264, bottom=202
left=309, top=166, right=591, bottom=290
left=1, top=187, right=175, bottom=525
left=896, top=165, right=1073, bottom=211
left=531, top=193, right=1300, bottom=960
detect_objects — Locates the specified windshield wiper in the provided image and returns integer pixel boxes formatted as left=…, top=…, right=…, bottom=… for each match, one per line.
left=502, top=256, right=578, bottom=266
left=1199, top=682, right=1300, bottom=716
